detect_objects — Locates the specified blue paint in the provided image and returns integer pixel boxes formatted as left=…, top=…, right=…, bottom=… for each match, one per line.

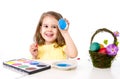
left=58, top=18, right=67, bottom=30
left=57, top=63, right=71, bottom=67
left=30, top=61, right=39, bottom=65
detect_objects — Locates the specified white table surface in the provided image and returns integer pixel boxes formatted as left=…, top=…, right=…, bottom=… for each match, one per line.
left=1, top=57, right=120, bottom=79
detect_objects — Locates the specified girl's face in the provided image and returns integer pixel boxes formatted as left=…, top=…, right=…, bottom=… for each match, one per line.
left=40, top=16, right=59, bottom=44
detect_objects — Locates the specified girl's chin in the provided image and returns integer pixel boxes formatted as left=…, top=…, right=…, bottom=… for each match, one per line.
left=45, top=39, right=55, bottom=43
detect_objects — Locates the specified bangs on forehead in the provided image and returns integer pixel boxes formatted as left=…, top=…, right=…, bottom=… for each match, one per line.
left=43, top=12, right=62, bottom=20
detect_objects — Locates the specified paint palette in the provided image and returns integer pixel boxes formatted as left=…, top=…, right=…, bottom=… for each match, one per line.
left=3, top=58, right=51, bottom=74
left=52, top=60, right=77, bottom=70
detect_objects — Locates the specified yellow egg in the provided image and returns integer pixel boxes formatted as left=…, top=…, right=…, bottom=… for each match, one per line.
left=100, top=44, right=104, bottom=48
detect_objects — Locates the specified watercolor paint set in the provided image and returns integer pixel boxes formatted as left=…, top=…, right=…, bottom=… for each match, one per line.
left=3, top=58, right=51, bottom=74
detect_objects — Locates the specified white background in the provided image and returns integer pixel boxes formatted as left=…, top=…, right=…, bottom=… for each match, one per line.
left=0, top=0, right=120, bottom=61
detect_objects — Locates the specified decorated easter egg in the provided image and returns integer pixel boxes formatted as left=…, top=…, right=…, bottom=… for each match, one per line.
left=90, top=42, right=100, bottom=52
left=100, top=44, right=104, bottom=48
left=98, top=48, right=107, bottom=54
left=58, top=18, right=68, bottom=30
left=106, top=44, right=119, bottom=56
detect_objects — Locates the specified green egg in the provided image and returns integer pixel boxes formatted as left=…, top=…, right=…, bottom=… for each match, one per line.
left=90, top=42, right=100, bottom=52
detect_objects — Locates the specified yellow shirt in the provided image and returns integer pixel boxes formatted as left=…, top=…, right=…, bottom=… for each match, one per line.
left=37, top=43, right=67, bottom=60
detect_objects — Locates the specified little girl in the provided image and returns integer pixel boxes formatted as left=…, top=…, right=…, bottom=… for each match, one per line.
left=29, top=11, right=78, bottom=60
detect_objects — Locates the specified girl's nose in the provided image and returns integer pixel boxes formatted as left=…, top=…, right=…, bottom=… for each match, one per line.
left=47, top=27, right=52, bottom=31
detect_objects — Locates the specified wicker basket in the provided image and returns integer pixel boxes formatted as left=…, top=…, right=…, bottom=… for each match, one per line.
left=89, top=28, right=117, bottom=68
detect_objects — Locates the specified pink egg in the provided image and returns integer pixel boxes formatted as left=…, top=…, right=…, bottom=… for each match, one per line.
left=99, top=48, right=107, bottom=55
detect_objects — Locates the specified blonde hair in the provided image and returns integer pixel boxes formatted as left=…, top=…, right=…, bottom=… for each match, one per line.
left=34, top=11, right=65, bottom=47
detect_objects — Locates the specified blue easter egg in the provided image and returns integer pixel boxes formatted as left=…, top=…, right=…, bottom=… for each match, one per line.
left=90, top=42, right=100, bottom=52
left=58, top=18, right=67, bottom=30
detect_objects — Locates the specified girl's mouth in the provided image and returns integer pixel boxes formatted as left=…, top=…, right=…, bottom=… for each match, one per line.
left=45, top=33, right=54, bottom=37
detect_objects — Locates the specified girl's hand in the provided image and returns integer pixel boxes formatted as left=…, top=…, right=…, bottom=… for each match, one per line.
left=29, top=43, right=38, bottom=59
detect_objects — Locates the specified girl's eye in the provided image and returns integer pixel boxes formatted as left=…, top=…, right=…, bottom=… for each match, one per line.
left=52, top=26, right=57, bottom=28
left=43, top=25, right=48, bottom=28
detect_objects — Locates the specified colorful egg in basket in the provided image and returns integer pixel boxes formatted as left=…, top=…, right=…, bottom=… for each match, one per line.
left=99, top=48, right=107, bottom=55
left=89, top=28, right=119, bottom=68
left=90, top=42, right=100, bottom=52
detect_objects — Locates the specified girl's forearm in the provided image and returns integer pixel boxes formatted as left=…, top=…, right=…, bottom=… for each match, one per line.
left=63, top=32, right=78, bottom=58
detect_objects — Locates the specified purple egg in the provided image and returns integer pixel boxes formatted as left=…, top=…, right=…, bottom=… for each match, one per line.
left=106, top=44, right=119, bottom=56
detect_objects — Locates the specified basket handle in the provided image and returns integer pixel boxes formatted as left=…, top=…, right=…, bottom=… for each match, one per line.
left=90, top=28, right=117, bottom=45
